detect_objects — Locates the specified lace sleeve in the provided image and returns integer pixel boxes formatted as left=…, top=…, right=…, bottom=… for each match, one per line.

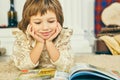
left=11, top=30, right=39, bottom=70
left=51, top=28, right=74, bottom=71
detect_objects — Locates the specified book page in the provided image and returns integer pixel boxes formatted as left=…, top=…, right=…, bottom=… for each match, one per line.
left=69, top=63, right=120, bottom=80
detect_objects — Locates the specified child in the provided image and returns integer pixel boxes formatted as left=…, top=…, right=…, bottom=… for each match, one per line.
left=11, top=0, right=73, bottom=72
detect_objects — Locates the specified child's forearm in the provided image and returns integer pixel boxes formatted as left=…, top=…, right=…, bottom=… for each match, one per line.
left=46, top=41, right=60, bottom=62
left=30, top=42, right=44, bottom=64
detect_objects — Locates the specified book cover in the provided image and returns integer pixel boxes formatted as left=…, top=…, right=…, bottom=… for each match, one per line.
left=16, top=68, right=56, bottom=80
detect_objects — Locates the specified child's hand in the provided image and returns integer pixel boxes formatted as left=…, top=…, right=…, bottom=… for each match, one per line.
left=46, top=23, right=62, bottom=42
left=27, top=24, right=44, bottom=43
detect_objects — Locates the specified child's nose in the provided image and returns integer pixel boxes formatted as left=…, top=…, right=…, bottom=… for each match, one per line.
left=42, top=23, right=49, bottom=30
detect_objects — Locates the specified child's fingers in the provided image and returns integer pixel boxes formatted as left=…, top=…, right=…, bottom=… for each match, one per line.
left=27, top=24, right=34, bottom=36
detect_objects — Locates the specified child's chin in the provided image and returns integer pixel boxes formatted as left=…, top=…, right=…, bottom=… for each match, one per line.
left=42, top=35, right=52, bottom=40
left=43, top=37, right=50, bottom=40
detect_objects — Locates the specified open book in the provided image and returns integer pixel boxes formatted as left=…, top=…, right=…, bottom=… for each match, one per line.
left=67, top=63, right=120, bottom=80
left=16, top=63, right=120, bottom=80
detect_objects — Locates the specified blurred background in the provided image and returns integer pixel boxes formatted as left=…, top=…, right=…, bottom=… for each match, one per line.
left=0, top=0, right=95, bottom=55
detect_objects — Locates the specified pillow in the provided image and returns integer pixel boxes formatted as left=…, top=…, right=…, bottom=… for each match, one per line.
left=101, top=2, right=120, bottom=26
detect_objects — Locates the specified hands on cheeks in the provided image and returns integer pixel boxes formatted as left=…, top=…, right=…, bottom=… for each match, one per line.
left=27, top=24, right=44, bottom=43
left=26, top=23, right=62, bottom=43
left=46, top=23, right=62, bottom=42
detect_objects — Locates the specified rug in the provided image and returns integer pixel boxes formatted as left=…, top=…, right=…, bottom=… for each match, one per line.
left=0, top=54, right=120, bottom=80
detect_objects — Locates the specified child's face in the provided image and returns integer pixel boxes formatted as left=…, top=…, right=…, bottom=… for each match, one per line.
left=30, top=11, right=57, bottom=40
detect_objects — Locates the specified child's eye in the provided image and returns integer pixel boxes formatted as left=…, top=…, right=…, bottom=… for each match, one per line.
left=48, top=20, right=55, bottom=23
left=34, top=22, right=41, bottom=24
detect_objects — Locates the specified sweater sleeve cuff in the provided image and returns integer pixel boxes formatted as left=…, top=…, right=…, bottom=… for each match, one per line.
left=50, top=54, right=62, bottom=65
left=27, top=55, right=39, bottom=68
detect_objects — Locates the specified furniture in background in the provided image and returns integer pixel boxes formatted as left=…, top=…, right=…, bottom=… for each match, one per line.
left=95, top=39, right=111, bottom=55
left=94, top=0, right=120, bottom=55
left=94, top=0, right=120, bottom=37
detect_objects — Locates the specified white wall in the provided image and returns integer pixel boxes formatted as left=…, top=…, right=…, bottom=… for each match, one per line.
left=0, top=0, right=95, bottom=54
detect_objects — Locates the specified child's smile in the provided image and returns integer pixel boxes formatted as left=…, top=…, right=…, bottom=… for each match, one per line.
left=30, top=11, right=57, bottom=39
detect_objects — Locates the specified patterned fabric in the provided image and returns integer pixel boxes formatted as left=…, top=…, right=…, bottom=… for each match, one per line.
left=11, top=28, right=74, bottom=71
left=94, top=0, right=120, bottom=37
